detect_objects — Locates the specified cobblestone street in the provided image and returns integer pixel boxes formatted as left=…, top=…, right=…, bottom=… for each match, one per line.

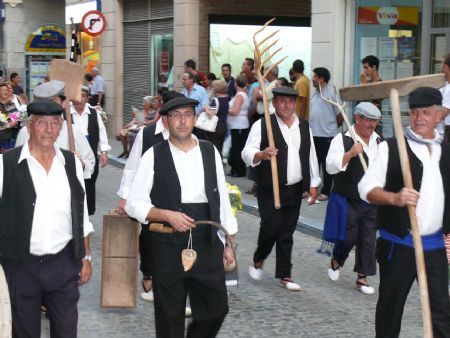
left=41, top=165, right=424, bottom=337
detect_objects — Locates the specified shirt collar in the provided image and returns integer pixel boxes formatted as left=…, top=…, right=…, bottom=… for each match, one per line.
left=70, top=102, right=91, bottom=115
left=167, top=134, right=199, bottom=155
left=275, top=113, right=299, bottom=128
left=347, top=125, right=379, bottom=145
left=18, top=141, right=66, bottom=165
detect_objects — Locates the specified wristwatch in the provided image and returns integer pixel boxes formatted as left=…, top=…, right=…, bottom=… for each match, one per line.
left=83, top=254, right=92, bottom=262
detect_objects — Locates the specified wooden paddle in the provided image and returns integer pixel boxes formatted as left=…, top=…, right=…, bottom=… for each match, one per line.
left=49, top=59, right=84, bottom=152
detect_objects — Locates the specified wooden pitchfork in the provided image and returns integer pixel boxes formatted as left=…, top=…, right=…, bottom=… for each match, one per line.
left=319, top=84, right=368, bottom=171
left=253, top=18, right=287, bottom=209
left=339, top=73, right=446, bottom=338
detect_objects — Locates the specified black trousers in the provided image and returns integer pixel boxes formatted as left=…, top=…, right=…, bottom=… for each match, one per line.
left=444, top=125, right=450, bottom=144
left=152, top=204, right=228, bottom=338
left=313, top=136, right=333, bottom=196
left=375, top=238, right=450, bottom=338
left=2, top=242, right=82, bottom=338
left=139, top=224, right=153, bottom=278
left=333, top=201, right=377, bottom=276
left=84, top=155, right=99, bottom=216
left=254, top=195, right=301, bottom=278
left=204, top=123, right=227, bottom=155
left=228, top=128, right=249, bottom=176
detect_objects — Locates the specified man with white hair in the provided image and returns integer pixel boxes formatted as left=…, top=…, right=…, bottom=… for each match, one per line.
left=90, top=67, right=105, bottom=107
left=323, top=102, right=381, bottom=295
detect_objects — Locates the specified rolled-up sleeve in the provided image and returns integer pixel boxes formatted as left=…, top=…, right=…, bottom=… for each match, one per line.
left=125, top=148, right=155, bottom=224
left=358, top=141, right=389, bottom=202
left=241, top=120, right=262, bottom=167
left=117, top=129, right=144, bottom=199
left=326, top=133, right=347, bottom=175
left=308, top=128, right=322, bottom=188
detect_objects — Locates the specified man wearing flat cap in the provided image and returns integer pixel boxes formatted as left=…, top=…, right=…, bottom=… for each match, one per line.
left=358, top=87, right=450, bottom=337
left=242, top=86, right=321, bottom=291
left=15, top=80, right=96, bottom=180
left=323, top=102, right=381, bottom=295
left=125, top=96, right=237, bottom=337
left=71, top=85, right=111, bottom=216
left=0, top=99, right=93, bottom=337
left=116, top=90, right=184, bottom=303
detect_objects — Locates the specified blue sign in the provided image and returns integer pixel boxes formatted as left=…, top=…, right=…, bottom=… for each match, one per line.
left=25, top=25, right=66, bottom=53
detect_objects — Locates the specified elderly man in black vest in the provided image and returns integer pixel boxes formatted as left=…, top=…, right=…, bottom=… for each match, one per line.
left=71, top=86, right=111, bottom=216
left=358, top=87, right=450, bottom=338
left=324, top=102, right=381, bottom=294
left=242, top=86, right=321, bottom=291
left=125, top=96, right=237, bottom=338
left=116, top=90, right=183, bottom=302
left=0, top=100, right=93, bottom=338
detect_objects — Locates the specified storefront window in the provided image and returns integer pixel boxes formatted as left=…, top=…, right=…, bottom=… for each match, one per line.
left=151, top=33, right=173, bottom=94
left=354, top=1, right=423, bottom=137
left=432, top=0, right=450, bottom=28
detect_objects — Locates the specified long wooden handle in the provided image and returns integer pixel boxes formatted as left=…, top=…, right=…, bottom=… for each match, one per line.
left=390, top=88, right=433, bottom=338
left=257, top=73, right=281, bottom=209
left=335, top=104, right=368, bottom=172
left=65, top=105, right=76, bottom=152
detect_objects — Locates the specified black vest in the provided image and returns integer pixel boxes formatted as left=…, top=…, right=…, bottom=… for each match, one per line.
left=142, top=124, right=164, bottom=156
left=0, top=147, right=86, bottom=261
left=150, top=139, right=220, bottom=226
left=256, top=114, right=311, bottom=206
left=332, top=135, right=370, bottom=202
left=377, top=138, right=450, bottom=237
left=87, top=107, right=100, bottom=156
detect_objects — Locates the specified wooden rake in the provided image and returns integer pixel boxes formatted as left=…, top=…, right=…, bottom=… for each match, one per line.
left=319, top=84, right=368, bottom=172
left=253, top=18, right=288, bottom=209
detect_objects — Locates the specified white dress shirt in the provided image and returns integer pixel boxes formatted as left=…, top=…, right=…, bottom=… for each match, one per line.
left=117, top=119, right=169, bottom=199
left=326, top=125, right=379, bottom=175
left=0, top=143, right=94, bottom=255
left=241, top=114, right=321, bottom=187
left=15, top=123, right=96, bottom=179
left=358, top=136, right=444, bottom=235
left=70, top=103, right=111, bottom=152
left=125, top=136, right=238, bottom=243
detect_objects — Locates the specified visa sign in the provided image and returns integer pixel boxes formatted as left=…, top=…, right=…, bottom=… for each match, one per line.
left=377, top=7, right=399, bottom=25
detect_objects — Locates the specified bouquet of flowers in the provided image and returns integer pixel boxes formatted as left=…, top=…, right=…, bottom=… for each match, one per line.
left=226, top=182, right=242, bottom=217
left=0, top=111, right=20, bottom=130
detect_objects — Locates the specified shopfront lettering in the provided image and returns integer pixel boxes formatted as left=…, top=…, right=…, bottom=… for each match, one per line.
left=377, top=7, right=399, bottom=25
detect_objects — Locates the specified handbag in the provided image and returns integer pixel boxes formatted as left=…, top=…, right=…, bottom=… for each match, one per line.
left=195, top=97, right=219, bottom=132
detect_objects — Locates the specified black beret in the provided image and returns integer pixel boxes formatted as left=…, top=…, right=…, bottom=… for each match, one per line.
left=272, top=86, right=298, bottom=97
left=159, top=96, right=199, bottom=115
left=408, top=87, right=442, bottom=109
left=27, top=99, right=64, bottom=117
left=162, top=90, right=185, bottom=104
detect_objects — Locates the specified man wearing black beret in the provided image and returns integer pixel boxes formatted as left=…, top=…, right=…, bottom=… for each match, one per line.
left=0, top=99, right=93, bottom=337
left=359, top=87, right=450, bottom=337
left=242, top=86, right=321, bottom=291
left=125, top=96, right=238, bottom=337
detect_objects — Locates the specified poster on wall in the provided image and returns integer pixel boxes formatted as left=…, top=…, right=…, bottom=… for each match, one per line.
left=378, top=38, right=396, bottom=59
left=379, top=59, right=395, bottom=81
left=397, top=37, right=415, bottom=60
left=360, top=37, right=378, bottom=57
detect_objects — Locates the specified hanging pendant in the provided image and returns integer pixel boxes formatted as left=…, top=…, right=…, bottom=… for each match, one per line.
left=181, top=228, right=197, bottom=271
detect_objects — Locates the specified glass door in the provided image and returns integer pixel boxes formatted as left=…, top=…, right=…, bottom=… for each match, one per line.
left=150, top=32, right=173, bottom=94
left=429, top=0, right=450, bottom=73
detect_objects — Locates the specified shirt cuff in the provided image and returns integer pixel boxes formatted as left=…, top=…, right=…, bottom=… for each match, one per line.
left=83, top=222, right=94, bottom=237
left=100, top=145, right=112, bottom=152
left=117, top=186, right=129, bottom=200
left=125, top=201, right=153, bottom=224
left=310, top=177, right=322, bottom=188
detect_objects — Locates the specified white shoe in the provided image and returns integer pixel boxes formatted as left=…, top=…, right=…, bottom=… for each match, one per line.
left=328, top=267, right=340, bottom=281
left=278, top=279, right=301, bottom=291
left=185, top=306, right=192, bottom=317
left=356, top=281, right=375, bottom=295
left=248, top=265, right=264, bottom=281
left=226, top=279, right=238, bottom=287
left=140, top=290, right=154, bottom=302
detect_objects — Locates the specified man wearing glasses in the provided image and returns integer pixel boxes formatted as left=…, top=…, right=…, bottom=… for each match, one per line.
left=125, top=96, right=237, bottom=338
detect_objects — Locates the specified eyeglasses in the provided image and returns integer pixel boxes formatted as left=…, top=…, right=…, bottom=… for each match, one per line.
left=167, top=111, right=195, bottom=119
left=34, top=119, right=62, bottom=129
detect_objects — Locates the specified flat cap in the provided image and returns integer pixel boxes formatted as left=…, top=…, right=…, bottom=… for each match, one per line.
left=408, top=87, right=442, bottom=109
left=33, top=80, right=65, bottom=99
left=272, top=86, right=298, bottom=97
left=354, top=102, right=381, bottom=119
left=162, top=90, right=185, bottom=104
left=159, top=96, right=199, bottom=115
left=27, top=99, right=64, bottom=117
